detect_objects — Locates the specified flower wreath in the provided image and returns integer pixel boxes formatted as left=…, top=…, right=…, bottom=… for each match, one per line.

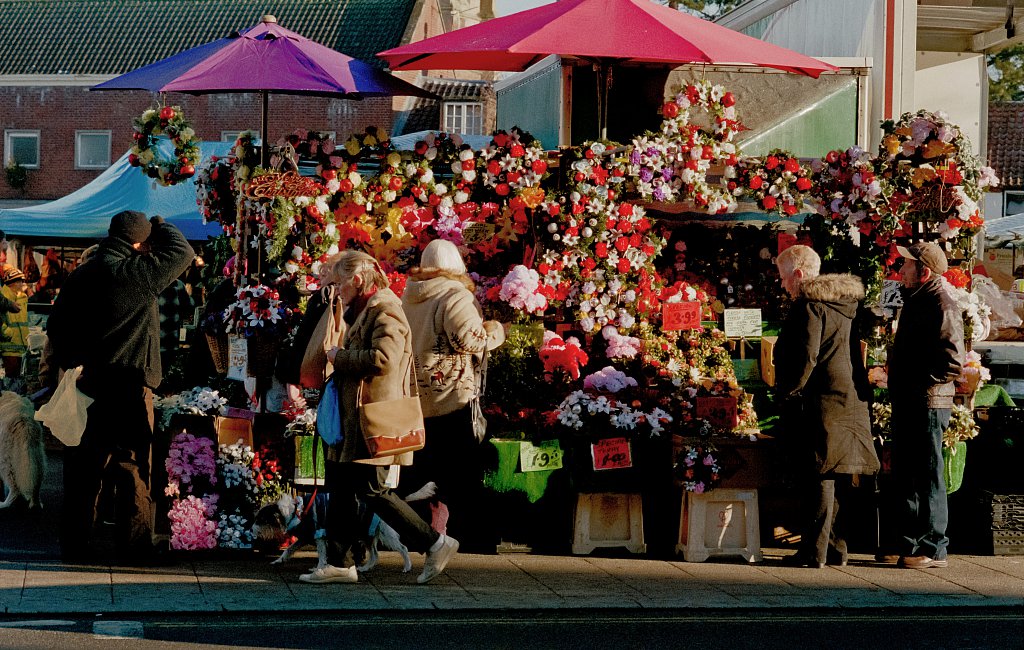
left=674, top=440, right=722, bottom=493
left=480, top=128, right=549, bottom=200
left=563, top=141, right=629, bottom=201
left=626, top=80, right=741, bottom=213
left=733, top=149, right=814, bottom=217
left=129, top=105, right=201, bottom=186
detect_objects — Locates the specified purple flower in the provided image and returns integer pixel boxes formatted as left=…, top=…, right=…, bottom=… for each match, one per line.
left=630, top=150, right=641, bottom=165
left=640, top=168, right=654, bottom=183
left=653, top=186, right=666, bottom=201
left=661, top=167, right=674, bottom=181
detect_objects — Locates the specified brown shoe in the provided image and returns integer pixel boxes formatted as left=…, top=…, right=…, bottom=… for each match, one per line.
left=898, top=555, right=948, bottom=569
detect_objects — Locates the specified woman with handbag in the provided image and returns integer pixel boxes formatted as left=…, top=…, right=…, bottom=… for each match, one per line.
left=401, top=239, right=505, bottom=550
left=305, top=250, right=457, bottom=585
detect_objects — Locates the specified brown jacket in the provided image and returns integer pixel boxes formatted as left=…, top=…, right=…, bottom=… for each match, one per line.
left=330, top=288, right=414, bottom=466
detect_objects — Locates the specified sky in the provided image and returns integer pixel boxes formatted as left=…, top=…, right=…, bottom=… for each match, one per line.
left=495, top=0, right=553, bottom=16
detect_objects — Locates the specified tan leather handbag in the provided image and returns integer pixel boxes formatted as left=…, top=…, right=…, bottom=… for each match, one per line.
left=358, top=360, right=426, bottom=458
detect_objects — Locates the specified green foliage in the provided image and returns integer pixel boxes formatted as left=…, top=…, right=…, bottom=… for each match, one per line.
left=660, top=0, right=744, bottom=19
left=199, top=234, right=234, bottom=293
left=4, top=158, right=27, bottom=191
left=989, top=44, right=1024, bottom=101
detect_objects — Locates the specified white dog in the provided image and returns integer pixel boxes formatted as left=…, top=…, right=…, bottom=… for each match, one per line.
left=0, top=391, right=46, bottom=510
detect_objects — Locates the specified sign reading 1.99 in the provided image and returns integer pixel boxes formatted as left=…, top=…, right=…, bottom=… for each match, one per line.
left=591, top=437, right=632, bottom=471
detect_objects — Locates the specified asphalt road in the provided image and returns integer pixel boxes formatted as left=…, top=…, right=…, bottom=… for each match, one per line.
left=0, top=608, right=1022, bottom=650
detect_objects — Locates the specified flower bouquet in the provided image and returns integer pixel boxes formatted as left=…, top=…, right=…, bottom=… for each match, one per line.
left=222, top=283, right=295, bottom=377
left=673, top=438, right=722, bottom=494
left=733, top=149, right=814, bottom=217
left=942, top=403, right=980, bottom=494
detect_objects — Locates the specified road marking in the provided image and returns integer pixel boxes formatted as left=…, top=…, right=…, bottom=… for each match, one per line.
left=93, top=620, right=144, bottom=639
left=0, top=620, right=75, bottom=628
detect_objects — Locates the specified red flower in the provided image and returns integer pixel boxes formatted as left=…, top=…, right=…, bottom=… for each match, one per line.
left=595, top=242, right=609, bottom=258
left=749, top=176, right=764, bottom=190
left=762, top=195, right=778, bottom=210
left=617, top=259, right=632, bottom=273
left=510, top=144, right=526, bottom=158
left=784, top=158, right=800, bottom=173
left=765, top=156, right=780, bottom=170
left=722, top=92, right=736, bottom=107
left=662, top=101, right=680, bottom=118
left=795, top=177, right=812, bottom=191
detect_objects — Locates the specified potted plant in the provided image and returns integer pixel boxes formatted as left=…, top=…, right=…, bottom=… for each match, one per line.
left=4, top=158, right=27, bottom=192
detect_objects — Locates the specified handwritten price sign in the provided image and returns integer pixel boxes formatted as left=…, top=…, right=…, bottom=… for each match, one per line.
left=696, top=396, right=739, bottom=429
left=519, top=440, right=564, bottom=473
left=591, top=437, right=633, bottom=471
left=227, top=334, right=248, bottom=381
left=662, top=301, right=701, bottom=331
left=462, top=222, right=496, bottom=245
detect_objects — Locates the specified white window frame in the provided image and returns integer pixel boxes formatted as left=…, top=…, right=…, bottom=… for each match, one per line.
left=221, top=130, right=261, bottom=143
left=74, top=130, right=112, bottom=169
left=443, top=102, right=484, bottom=136
left=4, top=130, right=41, bottom=169
left=1004, top=190, right=1024, bottom=216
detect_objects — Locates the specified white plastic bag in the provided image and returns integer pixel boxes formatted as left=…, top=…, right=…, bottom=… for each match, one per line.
left=34, top=366, right=93, bottom=446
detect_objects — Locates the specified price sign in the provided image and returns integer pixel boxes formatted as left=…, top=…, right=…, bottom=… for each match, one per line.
left=723, top=308, right=763, bottom=338
left=880, top=279, right=903, bottom=309
left=462, top=222, right=496, bottom=245
left=519, top=440, right=564, bottom=472
left=696, top=396, right=739, bottom=429
left=227, top=334, right=248, bottom=381
left=662, top=301, right=701, bottom=331
left=591, top=437, right=633, bottom=471
left=777, top=232, right=798, bottom=254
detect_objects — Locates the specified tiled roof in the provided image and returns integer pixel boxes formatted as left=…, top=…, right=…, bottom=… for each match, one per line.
left=988, top=102, right=1024, bottom=190
left=0, top=0, right=416, bottom=75
left=400, top=77, right=487, bottom=134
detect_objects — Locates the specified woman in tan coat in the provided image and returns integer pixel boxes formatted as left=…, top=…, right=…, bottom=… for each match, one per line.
left=303, top=250, right=458, bottom=585
left=401, top=240, right=505, bottom=547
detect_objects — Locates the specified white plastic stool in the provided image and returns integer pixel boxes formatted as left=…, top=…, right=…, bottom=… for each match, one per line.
left=571, top=492, right=647, bottom=555
left=677, top=488, right=761, bottom=563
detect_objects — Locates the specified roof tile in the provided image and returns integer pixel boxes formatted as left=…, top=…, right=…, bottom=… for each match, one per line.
left=988, top=102, right=1024, bottom=190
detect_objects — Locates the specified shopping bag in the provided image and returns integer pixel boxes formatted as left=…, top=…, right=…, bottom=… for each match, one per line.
left=359, top=361, right=425, bottom=458
left=315, top=377, right=343, bottom=446
left=299, top=286, right=344, bottom=389
left=34, top=365, right=93, bottom=446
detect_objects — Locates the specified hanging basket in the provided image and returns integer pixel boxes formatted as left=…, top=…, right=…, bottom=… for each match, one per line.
left=942, top=441, right=967, bottom=495
left=205, top=333, right=229, bottom=374
left=246, top=333, right=279, bottom=377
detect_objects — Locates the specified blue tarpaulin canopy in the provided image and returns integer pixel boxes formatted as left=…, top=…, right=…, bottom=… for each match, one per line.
left=0, top=140, right=233, bottom=241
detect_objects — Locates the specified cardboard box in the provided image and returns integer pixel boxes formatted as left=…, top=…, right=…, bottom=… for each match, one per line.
left=215, top=416, right=253, bottom=448
left=760, top=336, right=777, bottom=387
left=980, top=248, right=1019, bottom=290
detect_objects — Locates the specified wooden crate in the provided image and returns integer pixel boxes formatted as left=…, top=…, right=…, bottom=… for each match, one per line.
left=760, top=336, right=777, bottom=387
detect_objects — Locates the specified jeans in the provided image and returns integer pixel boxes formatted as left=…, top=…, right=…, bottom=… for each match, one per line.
left=60, top=383, right=155, bottom=556
left=891, top=402, right=950, bottom=560
left=324, top=461, right=439, bottom=567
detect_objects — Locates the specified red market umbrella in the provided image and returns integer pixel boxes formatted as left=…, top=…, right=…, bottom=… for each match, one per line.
left=378, top=0, right=836, bottom=138
left=96, top=15, right=433, bottom=164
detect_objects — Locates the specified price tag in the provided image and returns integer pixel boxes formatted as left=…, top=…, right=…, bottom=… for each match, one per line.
left=662, top=301, right=701, bottom=331
left=723, top=308, right=763, bottom=338
left=462, top=222, right=496, bottom=245
left=519, top=440, right=563, bottom=472
left=591, top=437, right=632, bottom=471
left=227, top=334, right=248, bottom=381
left=880, top=279, right=903, bottom=309
left=696, top=396, right=739, bottom=429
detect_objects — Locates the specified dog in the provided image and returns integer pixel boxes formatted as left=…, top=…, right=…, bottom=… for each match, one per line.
left=251, top=482, right=439, bottom=574
left=0, top=391, right=46, bottom=511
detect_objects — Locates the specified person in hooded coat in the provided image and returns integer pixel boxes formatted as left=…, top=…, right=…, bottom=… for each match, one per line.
left=773, top=245, right=880, bottom=568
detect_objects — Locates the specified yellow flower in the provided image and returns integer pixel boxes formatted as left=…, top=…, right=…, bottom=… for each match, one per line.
left=882, top=135, right=901, bottom=156
left=345, top=138, right=361, bottom=156
left=386, top=152, right=402, bottom=168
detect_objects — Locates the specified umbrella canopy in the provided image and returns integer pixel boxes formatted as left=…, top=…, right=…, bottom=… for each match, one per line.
left=94, top=15, right=433, bottom=162
left=377, top=0, right=836, bottom=77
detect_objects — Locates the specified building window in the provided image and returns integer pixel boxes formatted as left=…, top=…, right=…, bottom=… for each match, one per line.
left=75, top=130, right=112, bottom=169
left=443, top=103, right=484, bottom=135
left=3, top=130, right=40, bottom=169
left=221, top=130, right=261, bottom=143
left=1005, top=191, right=1024, bottom=216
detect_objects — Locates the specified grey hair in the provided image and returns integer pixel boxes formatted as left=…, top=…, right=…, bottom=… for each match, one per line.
left=776, top=244, right=821, bottom=278
left=327, top=250, right=388, bottom=292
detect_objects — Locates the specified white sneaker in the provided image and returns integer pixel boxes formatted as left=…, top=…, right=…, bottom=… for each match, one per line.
left=417, top=535, right=459, bottom=584
left=299, top=564, right=358, bottom=584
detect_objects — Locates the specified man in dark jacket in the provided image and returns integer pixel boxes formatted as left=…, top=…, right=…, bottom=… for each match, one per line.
left=48, top=211, right=194, bottom=564
left=774, top=245, right=879, bottom=568
left=887, top=241, right=964, bottom=569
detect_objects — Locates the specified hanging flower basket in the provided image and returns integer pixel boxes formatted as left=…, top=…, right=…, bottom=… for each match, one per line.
left=942, top=441, right=967, bottom=495
left=205, top=333, right=229, bottom=374
left=246, top=333, right=279, bottom=378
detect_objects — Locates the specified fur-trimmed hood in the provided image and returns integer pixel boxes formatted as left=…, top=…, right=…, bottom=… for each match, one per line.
left=403, top=271, right=475, bottom=304
left=799, top=273, right=865, bottom=318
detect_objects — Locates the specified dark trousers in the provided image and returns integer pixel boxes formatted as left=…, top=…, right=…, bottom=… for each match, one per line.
left=324, top=460, right=439, bottom=567
left=891, top=402, right=950, bottom=560
left=60, top=383, right=155, bottom=555
left=400, top=407, right=481, bottom=539
left=798, top=474, right=853, bottom=563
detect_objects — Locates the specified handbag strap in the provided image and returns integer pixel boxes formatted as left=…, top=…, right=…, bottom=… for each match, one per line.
left=476, top=347, right=488, bottom=400
left=356, top=355, right=419, bottom=407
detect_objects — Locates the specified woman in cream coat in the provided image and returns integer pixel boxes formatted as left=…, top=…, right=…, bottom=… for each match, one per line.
left=401, top=240, right=505, bottom=546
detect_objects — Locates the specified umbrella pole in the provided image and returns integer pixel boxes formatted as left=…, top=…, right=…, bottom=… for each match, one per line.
left=595, top=62, right=611, bottom=141
left=260, top=91, right=269, bottom=168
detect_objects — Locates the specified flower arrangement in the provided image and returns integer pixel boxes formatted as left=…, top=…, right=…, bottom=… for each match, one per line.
left=943, top=267, right=971, bottom=289
left=479, top=128, right=548, bottom=200
left=563, top=142, right=628, bottom=201
left=871, top=400, right=892, bottom=445
left=128, top=105, right=200, bottom=186
left=942, top=277, right=991, bottom=342
left=555, top=389, right=672, bottom=437
left=222, top=283, right=293, bottom=338
left=956, top=349, right=991, bottom=395
left=195, top=155, right=238, bottom=228
left=165, top=432, right=218, bottom=498
left=733, top=149, right=814, bottom=217
left=943, top=403, right=980, bottom=449
left=499, top=265, right=549, bottom=316
left=155, top=386, right=228, bottom=430
left=583, top=366, right=637, bottom=393
left=674, top=440, right=722, bottom=493
left=168, top=495, right=218, bottom=550
left=539, top=331, right=589, bottom=381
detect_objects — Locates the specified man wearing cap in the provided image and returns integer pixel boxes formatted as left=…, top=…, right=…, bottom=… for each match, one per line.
left=0, top=267, right=29, bottom=385
left=887, top=241, right=965, bottom=569
left=48, top=210, right=193, bottom=564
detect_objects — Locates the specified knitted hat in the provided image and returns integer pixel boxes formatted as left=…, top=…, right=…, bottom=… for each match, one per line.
left=108, top=210, right=152, bottom=244
left=896, top=241, right=948, bottom=275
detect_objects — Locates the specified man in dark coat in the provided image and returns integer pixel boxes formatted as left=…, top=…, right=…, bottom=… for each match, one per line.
left=48, top=211, right=194, bottom=564
left=774, top=245, right=879, bottom=568
left=887, top=241, right=964, bottom=569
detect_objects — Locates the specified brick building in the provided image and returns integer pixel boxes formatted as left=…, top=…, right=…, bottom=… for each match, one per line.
left=0, top=0, right=496, bottom=204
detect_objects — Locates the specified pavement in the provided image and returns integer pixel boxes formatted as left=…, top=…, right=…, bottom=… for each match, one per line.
left=1, top=452, right=1022, bottom=617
